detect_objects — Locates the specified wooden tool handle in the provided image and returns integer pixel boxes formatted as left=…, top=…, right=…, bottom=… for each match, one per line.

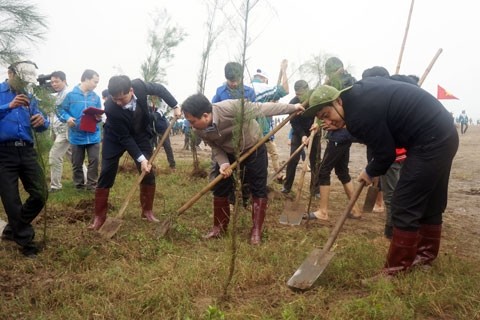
left=116, top=115, right=178, bottom=219
left=176, top=112, right=298, bottom=216
left=320, top=181, right=365, bottom=254
left=293, top=130, right=316, bottom=203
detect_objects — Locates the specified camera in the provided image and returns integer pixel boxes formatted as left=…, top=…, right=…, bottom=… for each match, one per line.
left=37, top=73, right=53, bottom=92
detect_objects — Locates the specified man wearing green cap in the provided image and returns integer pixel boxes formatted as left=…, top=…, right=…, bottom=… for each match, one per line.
left=304, top=77, right=459, bottom=277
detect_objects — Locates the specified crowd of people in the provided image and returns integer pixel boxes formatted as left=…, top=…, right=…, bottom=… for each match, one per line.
left=0, top=57, right=460, bottom=282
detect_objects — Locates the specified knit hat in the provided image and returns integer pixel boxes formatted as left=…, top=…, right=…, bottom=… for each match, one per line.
left=302, top=85, right=351, bottom=118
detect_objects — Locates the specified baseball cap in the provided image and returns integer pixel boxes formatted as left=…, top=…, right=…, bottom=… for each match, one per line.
left=254, top=68, right=269, bottom=80
left=302, top=85, right=352, bottom=118
left=8, top=61, right=38, bottom=84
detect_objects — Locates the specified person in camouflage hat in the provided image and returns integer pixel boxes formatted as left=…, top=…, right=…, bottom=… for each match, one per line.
left=303, top=76, right=459, bottom=278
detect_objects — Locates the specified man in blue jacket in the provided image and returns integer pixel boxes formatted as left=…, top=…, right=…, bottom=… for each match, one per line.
left=0, top=61, right=50, bottom=257
left=59, top=69, right=102, bottom=191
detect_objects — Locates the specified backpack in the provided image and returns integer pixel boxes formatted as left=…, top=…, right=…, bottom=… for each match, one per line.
left=152, top=111, right=169, bottom=135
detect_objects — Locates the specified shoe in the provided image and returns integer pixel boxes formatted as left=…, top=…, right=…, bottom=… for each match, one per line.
left=21, top=243, right=40, bottom=258
left=1, top=225, right=14, bottom=241
left=170, top=167, right=177, bottom=173
left=49, top=188, right=61, bottom=193
left=281, top=187, right=290, bottom=194
left=373, top=205, right=385, bottom=213
left=303, top=212, right=318, bottom=220
left=315, top=193, right=320, bottom=199
left=347, top=212, right=362, bottom=220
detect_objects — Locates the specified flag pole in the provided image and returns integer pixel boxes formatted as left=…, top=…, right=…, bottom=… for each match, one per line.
left=418, top=48, right=443, bottom=87
left=395, top=0, right=415, bottom=74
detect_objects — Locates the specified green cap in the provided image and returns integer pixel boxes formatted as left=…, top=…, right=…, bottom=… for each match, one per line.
left=302, top=85, right=351, bottom=118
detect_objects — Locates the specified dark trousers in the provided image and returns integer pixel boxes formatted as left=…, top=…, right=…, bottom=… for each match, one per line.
left=392, top=129, right=459, bottom=230
left=97, top=142, right=155, bottom=189
left=71, top=143, right=100, bottom=189
left=154, top=134, right=175, bottom=168
left=213, top=144, right=268, bottom=198
left=284, top=133, right=321, bottom=192
left=0, top=146, right=46, bottom=246
left=316, top=141, right=352, bottom=186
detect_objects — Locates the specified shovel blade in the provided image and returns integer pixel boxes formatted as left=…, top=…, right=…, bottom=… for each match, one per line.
left=287, top=249, right=336, bottom=291
left=156, top=219, right=172, bottom=238
left=98, top=217, right=124, bottom=239
left=279, top=200, right=304, bottom=225
left=362, top=185, right=379, bottom=213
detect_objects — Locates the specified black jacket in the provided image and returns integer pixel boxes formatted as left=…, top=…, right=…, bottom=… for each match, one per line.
left=103, top=79, right=178, bottom=160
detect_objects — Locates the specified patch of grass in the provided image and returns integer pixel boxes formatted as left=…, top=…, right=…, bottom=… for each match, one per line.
left=1, top=151, right=480, bottom=319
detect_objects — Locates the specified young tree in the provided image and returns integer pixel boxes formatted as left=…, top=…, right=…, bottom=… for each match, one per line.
left=298, top=52, right=330, bottom=88
left=196, top=0, right=227, bottom=94
left=140, top=9, right=187, bottom=84
left=0, top=0, right=47, bottom=63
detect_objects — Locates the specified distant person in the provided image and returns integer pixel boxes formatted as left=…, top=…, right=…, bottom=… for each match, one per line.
left=303, top=77, right=458, bottom=277
left=251, top=60, right=289, bottom=181
left=459, top=110, right=469, bottom=134
left=282, top=80, right=315, bottom=194
left=152, top=104, right=176, bottom=172
left=212, top=61, right=256, bottom=103
left=48, top=71, right=71, bottom=192
left=0, top=61, right=50, bottom=257
left=89, top=75, right=181, bottom=230
left=181, top=93, right=304, bottom=245
left=59, top=69, right=102, bottom=191
left=305, top=57, right=360, bottom=221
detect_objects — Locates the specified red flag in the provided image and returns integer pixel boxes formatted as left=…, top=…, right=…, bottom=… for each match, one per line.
left=437, top=85, right=459, bottom=100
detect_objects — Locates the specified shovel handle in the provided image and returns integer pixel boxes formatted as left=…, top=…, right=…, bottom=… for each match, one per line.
left=175, top=112, right=298, bottom=216
left=116, top=115, right=178, bottom=219
left=319, top=181, right=366, bottom=254
left=267, top=143, right=305, bottom=185
left=293, top=130, right=316, bottom=203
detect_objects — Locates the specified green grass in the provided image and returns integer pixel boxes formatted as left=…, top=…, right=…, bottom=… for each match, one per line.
left=1, top=154, right=480, bottom=319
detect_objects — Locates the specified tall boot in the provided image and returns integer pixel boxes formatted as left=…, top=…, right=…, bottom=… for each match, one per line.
left=204, top=196, right=230, bottom=239
left=88, top=188, right=110, bottom=230
left=251, top=197, right=268, bottom=245
left=140, top=184, right=159, bottom=222
left=412, top=224, right=442, bottom=267
left=383, top=227, right=419, bottom=275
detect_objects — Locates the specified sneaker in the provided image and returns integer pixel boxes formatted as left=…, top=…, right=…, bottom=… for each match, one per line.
left=49, top=188, right=61, bottom=193
left=281, top=187, right=290, bottom=194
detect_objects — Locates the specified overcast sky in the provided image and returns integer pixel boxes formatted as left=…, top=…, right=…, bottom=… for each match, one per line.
left=3, top=0, right=478, bottom=120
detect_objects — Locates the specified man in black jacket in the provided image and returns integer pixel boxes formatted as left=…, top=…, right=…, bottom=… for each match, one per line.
left=304, top=78, right=458, bottom=276
left=88, top=75, right=181, bottom=230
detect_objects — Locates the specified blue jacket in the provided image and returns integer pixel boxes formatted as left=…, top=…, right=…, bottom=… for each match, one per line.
left=212, top=83, right=256, bottom=103
left=59, top=85, right=102, bottom=145
left=0, top=81, right=49, bottom=143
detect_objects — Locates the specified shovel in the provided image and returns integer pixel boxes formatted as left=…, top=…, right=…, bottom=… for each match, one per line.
left=286, top=181, right=366, bottom=291
left=157, top=112, right=298, bottom=237
left=362, top=178, right=379, bottom=213
left=98, top=115, right=178, bottom=239
left=266, top=143, right=305, bottom=185
left=279, top=130, right=315, bottom=225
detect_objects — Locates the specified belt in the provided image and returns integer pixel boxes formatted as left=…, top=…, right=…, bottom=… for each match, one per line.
left=0, top=140, right=33, bottom=147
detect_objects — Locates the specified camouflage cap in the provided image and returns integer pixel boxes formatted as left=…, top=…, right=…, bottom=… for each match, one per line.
left=325, top=57, right=344, bottom=75
left=302, top=85, right=351, bottom=118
